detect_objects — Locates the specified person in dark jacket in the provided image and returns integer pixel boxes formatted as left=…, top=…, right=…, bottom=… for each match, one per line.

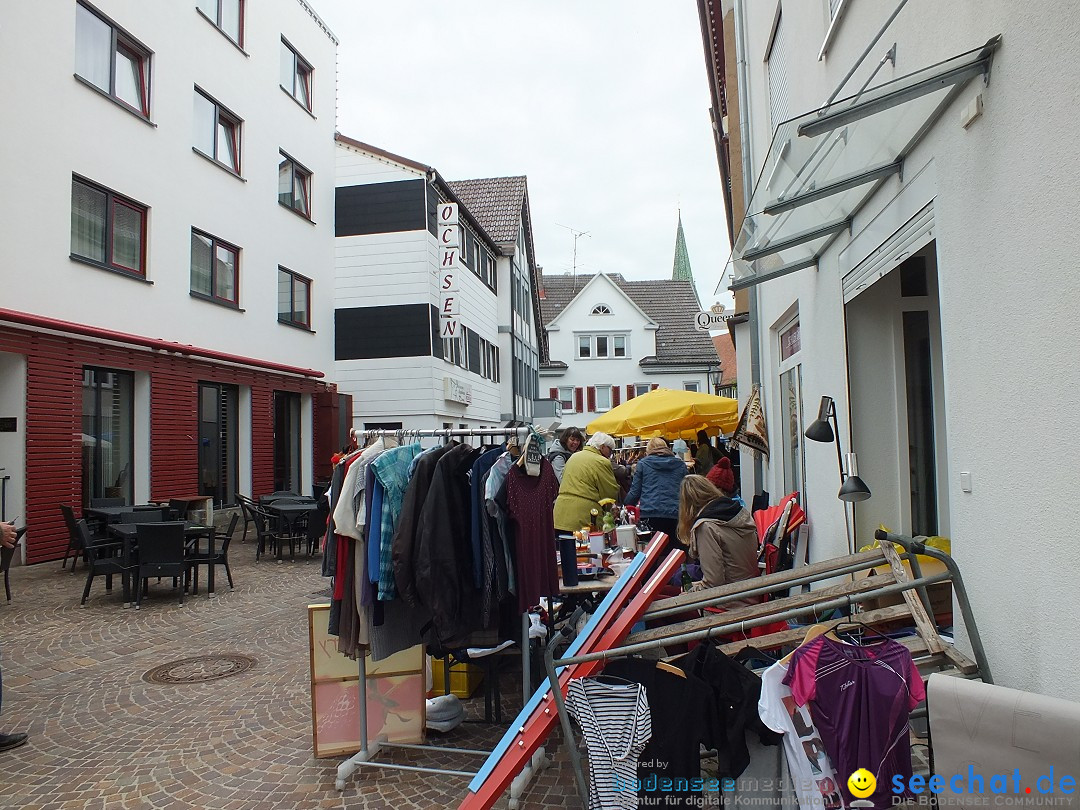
left=625, top=437, right=687, bottom=542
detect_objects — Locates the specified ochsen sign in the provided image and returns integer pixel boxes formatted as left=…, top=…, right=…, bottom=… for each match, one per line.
left=438, top=203, right=461, bottom=342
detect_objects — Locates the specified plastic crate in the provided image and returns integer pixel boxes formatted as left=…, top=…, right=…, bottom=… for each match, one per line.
left=429, top=656, right=484, bottom=699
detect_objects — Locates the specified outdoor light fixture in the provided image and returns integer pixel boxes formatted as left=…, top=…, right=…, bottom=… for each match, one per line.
left=708, top=364, right=723, bottom=396
left=804, top=395, right=872, bottom=553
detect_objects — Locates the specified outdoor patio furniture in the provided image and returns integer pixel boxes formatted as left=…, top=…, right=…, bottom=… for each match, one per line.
left=60, top=504, right=93, bottom=571
left=2, top=527, right=25, bottom=603
left=236, top=495, right=257, bottom=542
left=134, top=522, right=188, bottom=609
left=119, top=510, right=165, bottom=524
left=251, top=507, right=281, bottom=562
left=265, top=499, right=318, bottom=560
left=79, top=520, right=134, bottom=606
left=89, top=497, right=125, bottom=508
left=167, top=499, right=191, bottom=521
left=187, top=513, right=239, bottom=595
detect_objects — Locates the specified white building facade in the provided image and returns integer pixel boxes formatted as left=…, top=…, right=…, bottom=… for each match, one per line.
left=708, top=0, right=1080, bottom=699
left=333, top=138, right=542, bottom=432
left=539, top=273, right=718, bottom=428
left=0, top=0, right=340, bottom=562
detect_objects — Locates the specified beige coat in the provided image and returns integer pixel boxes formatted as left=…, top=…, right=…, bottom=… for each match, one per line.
left=690, top=508, right=759, bottom=603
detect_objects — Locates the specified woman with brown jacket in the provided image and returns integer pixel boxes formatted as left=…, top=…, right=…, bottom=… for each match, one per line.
left=678, top=475, right=759, bottom=601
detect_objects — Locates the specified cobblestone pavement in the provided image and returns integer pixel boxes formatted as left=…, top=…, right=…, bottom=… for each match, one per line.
left=0, top=525, right=581, bottom=809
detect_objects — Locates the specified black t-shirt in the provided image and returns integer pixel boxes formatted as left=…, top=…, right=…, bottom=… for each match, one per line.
left=605, top=657, right=714, bottom=807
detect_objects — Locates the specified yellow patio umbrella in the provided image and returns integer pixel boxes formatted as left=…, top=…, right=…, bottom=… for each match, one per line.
left=586, top=387, right=739, bottom=438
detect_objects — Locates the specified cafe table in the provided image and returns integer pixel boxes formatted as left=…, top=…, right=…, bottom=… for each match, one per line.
left=85, top=504, right=165, bottom=524
left=108, top=522, right=217, bottom=598
left=264, top=501, right=319, bottom=560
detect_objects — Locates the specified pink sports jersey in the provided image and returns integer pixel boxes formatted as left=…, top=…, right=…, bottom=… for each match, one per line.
left=784, top=635, right=925, bottom=809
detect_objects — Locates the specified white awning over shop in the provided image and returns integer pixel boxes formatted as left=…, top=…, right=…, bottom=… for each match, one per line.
left=721, top=37, right=1001, bottom=294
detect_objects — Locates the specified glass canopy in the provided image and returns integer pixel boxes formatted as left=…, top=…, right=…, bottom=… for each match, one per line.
left=723, top=37, right=1000, bottom=293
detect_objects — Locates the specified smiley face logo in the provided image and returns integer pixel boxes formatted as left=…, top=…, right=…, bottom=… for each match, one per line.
left=847, top=769, right=877, bottom=798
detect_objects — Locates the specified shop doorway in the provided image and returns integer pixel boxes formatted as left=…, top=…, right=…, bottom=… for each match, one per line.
left=273, top=391, right=302, bottom=494
left=845, top=243, right=948, bottom=540
left=198, top=382, right=238, bottom=507
left=82, top=367, right=134, bottom=507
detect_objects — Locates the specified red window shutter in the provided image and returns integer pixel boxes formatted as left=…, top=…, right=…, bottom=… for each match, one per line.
left=574, top=387, right=584, bottom=412
left=587, top=386, right=596, bottom=412
left=549, top=387, right=558, bottom=400
left=612, top=385, right=621, bottom=407
left=651, top=383, right=659, bottom=391
left=626, top=384, right=635, bottom=400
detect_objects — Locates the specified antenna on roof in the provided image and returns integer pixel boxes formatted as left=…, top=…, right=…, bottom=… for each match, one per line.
left=555, top=223, right=591, bottom=293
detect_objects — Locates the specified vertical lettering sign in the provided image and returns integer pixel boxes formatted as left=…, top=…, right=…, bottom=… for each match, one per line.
left=438, top=203, right=462, bottom=341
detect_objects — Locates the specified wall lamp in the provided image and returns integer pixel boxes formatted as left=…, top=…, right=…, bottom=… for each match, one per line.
left=805, top=395, right=871, bottom=553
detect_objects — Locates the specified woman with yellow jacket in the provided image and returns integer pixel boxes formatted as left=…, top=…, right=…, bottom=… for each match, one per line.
left=553, top=433, right=620, bottom=533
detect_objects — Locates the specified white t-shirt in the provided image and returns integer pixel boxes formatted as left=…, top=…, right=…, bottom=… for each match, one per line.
left=758, top=661, right=847, bottom=809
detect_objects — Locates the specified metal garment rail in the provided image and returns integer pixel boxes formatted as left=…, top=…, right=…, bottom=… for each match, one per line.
left=334, top=423, right=547, bottom=804
left=542, top=533, right=993, bottom=809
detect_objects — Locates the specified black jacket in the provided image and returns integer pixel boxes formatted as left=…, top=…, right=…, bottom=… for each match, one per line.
left=392, top=444, right=454, bottom=609
left=411, top=444, right=483, bottom=647
left=675, top=644, right=780, bottom=778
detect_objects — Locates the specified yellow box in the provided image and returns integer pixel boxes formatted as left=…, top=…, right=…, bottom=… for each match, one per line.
left=429, top=656, right=484, bottom=699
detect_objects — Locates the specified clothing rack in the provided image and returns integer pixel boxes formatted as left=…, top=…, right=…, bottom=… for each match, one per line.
left=334, top=423, right=551, bottom=808
left=540, top=532, right=992, bottom=809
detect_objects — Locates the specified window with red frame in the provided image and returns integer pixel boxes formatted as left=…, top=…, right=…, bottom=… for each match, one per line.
left=193, top=88, right=242, bottom=175
left=280, top=38, right=313, bottom=111
left=74, top=2, right=151, bottom=118
left=70, top=176, right=147, bottom=276
left=278, top=267, right=311, bottom=328
left=278, top=153, right=311, bottom=218
left=190, top=229, right=239, bottom=305
left=196, top=0, right=244, bottom=47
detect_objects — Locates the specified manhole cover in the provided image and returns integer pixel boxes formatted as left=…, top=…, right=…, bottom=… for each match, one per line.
left=142, top=654, right=256, bottom=684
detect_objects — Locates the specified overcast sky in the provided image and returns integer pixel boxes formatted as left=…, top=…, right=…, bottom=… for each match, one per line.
left=315, top=0, right=733, bottom=309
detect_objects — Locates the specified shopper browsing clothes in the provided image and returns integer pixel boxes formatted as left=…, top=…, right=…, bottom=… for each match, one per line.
left=553, top=433, right=619, bottom=535
left=0, top=520, right=28, bottom=752
left=546, top=426, right=584, bottom=483
left=677, top=475, right=758, bottom=601
left=694, top=429, right=721, bottom=475
left=625, top=438, right=687, bottom=543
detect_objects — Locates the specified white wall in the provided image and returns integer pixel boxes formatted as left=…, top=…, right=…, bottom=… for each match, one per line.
left=735, top=0, right=1080, bottom=698
left=0, top=0, right=338, bottom=374
left=333, top=143, right=504, bottom=429
left=544, top=274, right=710, bottom=425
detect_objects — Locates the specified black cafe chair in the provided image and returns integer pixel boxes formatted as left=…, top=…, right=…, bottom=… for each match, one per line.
left=187, top=513, right=239, bottom=594
left=60, top=504, right=93, bottom=571
left=79, top=520, right=135, bottom=606
left=135, top=522, right=187, bottom=609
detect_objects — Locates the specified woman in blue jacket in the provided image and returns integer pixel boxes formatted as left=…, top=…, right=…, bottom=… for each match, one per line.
left=625, top=437, right=688, bottom=544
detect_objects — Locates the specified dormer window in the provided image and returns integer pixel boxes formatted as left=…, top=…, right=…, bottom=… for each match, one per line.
left=591, top=304, right=612, bottom=315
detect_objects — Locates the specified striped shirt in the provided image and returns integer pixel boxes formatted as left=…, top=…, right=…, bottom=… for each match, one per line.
left=566, top=678, right=652, bottom=810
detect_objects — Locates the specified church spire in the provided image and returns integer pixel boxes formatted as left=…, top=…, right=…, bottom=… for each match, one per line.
left=672, top=210, right=694, bottom=284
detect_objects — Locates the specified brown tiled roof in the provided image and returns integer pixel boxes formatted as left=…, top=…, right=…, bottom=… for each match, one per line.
left=446, top=177, right=528, bottom=244
left=539, top=273, right=719, bottom=365
left=712, top=333, right=738, bottom=385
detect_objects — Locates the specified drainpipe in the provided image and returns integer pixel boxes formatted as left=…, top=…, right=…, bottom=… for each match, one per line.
left=733, top=0, right=764, bottom=494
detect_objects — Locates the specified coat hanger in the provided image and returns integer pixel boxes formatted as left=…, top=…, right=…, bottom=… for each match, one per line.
left=824, top=600, right=891, bottom=646
left=588, top=673, right=637, bottom=687
left=655, top=661, right=686, bottom=679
